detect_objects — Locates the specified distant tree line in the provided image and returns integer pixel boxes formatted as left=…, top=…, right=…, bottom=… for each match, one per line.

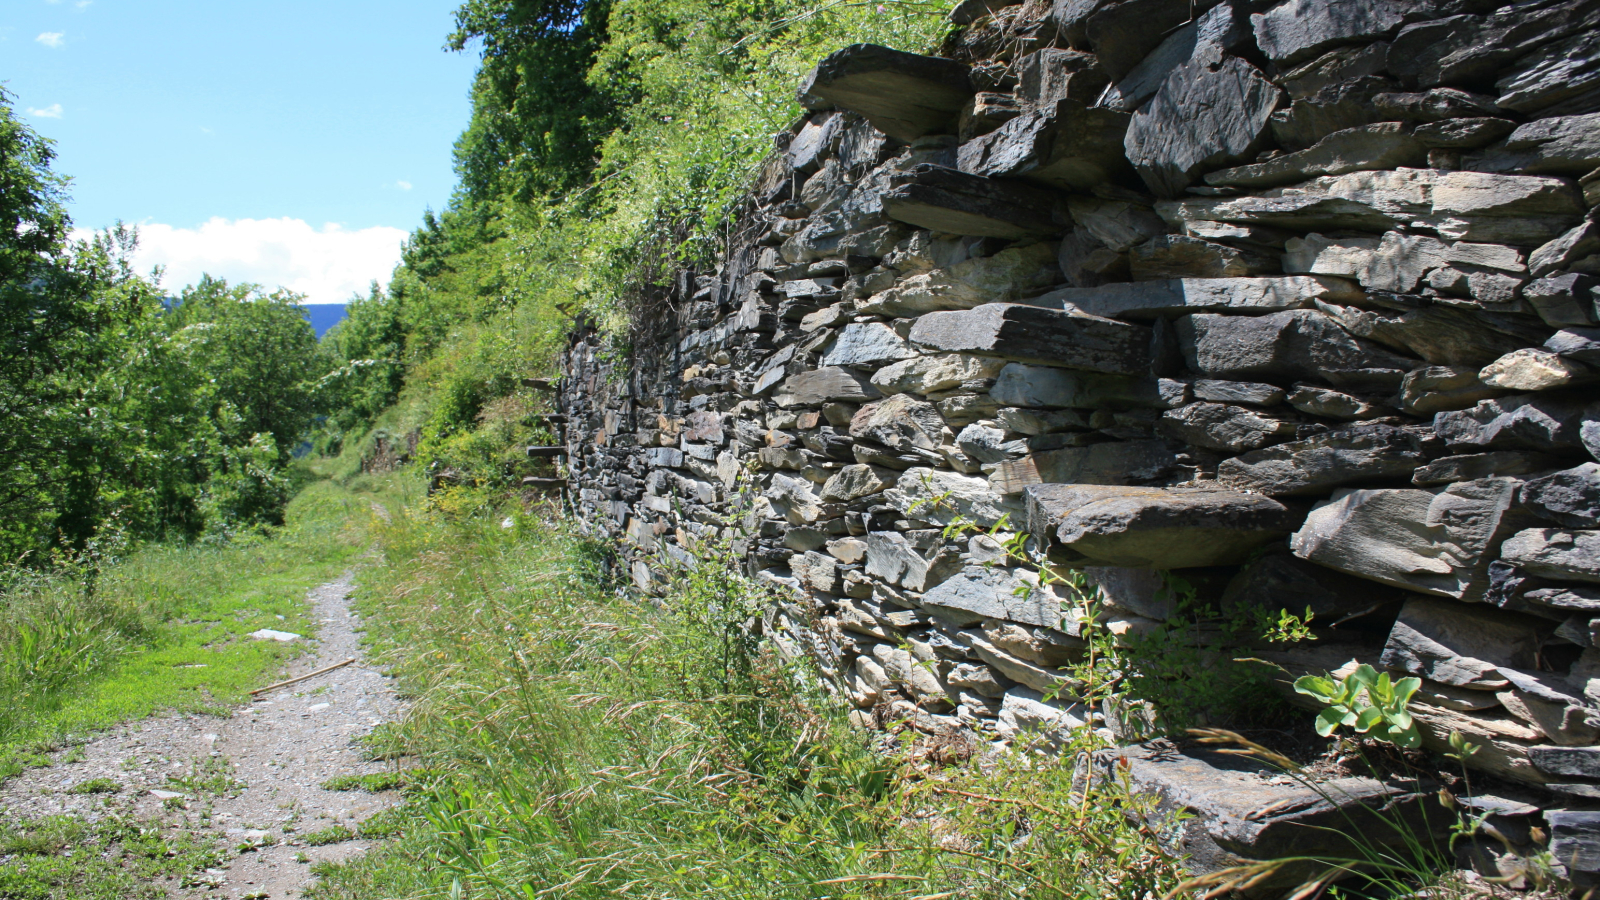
left=0, top=91, right=324, bottom=562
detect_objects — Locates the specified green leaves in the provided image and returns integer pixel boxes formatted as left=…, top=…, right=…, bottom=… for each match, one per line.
left=1293, top=664, right=1423, bottom=748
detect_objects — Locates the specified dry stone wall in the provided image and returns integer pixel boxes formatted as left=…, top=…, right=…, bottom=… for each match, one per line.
left=560, top=0, right=1600, bottom=875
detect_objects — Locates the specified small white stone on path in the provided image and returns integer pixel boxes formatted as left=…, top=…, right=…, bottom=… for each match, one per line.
left=149, top=789, right=186, bottom=800
left=249, top=629, right=302, bottom=642
left=306, top=703, right=330, bottom=713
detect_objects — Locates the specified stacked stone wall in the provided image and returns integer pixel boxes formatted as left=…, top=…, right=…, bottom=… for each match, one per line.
left=560, top=0, right=1600, bottom=877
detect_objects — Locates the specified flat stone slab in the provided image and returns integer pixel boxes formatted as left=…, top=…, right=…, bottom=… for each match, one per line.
left=1500, top=528, right=1600, bottom=584
left=881, top=163, right=1065, bottom=239
left=991, top=439, right=1176, bottom=495
left=1025, top=483, right=1303, bottom=568
left=774, top=366, right=882, bottom=408
left=1042, top=275, right=1364, bottom=320
left=1101, top=744, right=1447, bottom=875
left=798, top=44, right=972, bottom=142
left=909, top=302, right=1153, bottom=376
left=1205, top=122, right=1427, bottom=189
left=1178, top=309, right=1419, bottom=391
left=249, top=629, right=302, bottom=643
left=1218, top=423, right=1428, bottom=497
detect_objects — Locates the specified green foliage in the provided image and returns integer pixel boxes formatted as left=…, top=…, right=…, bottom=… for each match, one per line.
left=64, top=777, right=121, bottom=794
left=0, top=813, right=224, bottom=900
left=1294, top=664, right=1423, bottom=749
left=2, top=88, right=328, bottom=558
left=303, top=824, right=357, bottom=846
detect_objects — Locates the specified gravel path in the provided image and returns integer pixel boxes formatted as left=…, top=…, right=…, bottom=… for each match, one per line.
left=0, top=575, right=408, bottom=899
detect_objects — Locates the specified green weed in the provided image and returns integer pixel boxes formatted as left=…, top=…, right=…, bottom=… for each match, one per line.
left=0, top=813, right=223, bottom=900
left=303, top=824, right=356, bottom=846
left=167, top=755, right=246, bottom=799
left=64, top=776, right=119, bottom=794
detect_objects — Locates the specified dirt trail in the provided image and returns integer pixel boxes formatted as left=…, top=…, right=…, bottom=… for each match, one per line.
left=0, top=575, right=408, bottom=899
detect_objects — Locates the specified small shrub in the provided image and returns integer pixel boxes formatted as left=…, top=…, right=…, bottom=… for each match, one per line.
left=303, top=825, right=355, bottom=847
left=65, top=777, right=120, bottom=794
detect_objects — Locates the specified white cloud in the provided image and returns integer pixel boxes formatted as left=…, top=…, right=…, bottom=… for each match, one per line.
left=103, top=218, right=410, bottom=304
left=36, top=32, right=64, bottom=48
left=28, top=103, right=63, bottom=118
left=395, top=180, right=413, bottom=191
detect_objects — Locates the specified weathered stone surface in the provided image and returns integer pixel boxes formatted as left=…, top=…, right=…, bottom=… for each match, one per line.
left=995, top=407, right=1091, bottom=435
left=910, top=303, right=1152, bottom=375
left=1530, top=218, right=1600, bottom=278
left=1290, top=478, right=1527, bottom=601
left=1402, top=363, right=1510, bottom=415
left=1125, top=47, right=1280, bottom=197
left=1084, top=566, right=1178, bottom=619
left=1321, top=304, right=1542, bottom=369
left=1100, top=0, right=1251, bottom=113
left=1493, top=27, right=1600, bottom=117
left=1069, top=197, right=1167, bottom=253
left=1283, top=233, right=1380, bottom=277
left=870, top=354, right=1006, bottom=395
left=1374, top=87, right=1505, bottom=122
left=1103, top=744, right=1449, bottom=872
left=957, top=98, right=1134, bottom=191
left=1414, top=451, right=1563, bottom=486
left=1415, top=117, right=1518, bottom=150
left=1268, top=75, right=1398, bottom=153
left=990, top=363, right=1169, bottom=409
left=1016, top=48, right=1108, bottom=107
left=953, top=423, right=1024, bottom=465
left=1161, top=401, right=1295, bottom=452
left=1501, top=528, right=1600, bottom=584
left=1206, top=123, right=1426, bottom=189
left=798, top=44, right=973, bottom=141
left=1526, top=274, right=1599, bottom=328
left=1219, top=424, right=1427, bottom=496
left=1177, top=309, right=1419, bottom=390
left=1159, top=169, right=1585, bottom=245
left=1045, top=275, right=1362, bottom=320
left=766, top=473, right=825, bottom=525
left=1386, top=0, right=1600, bottom=92
left=1549, top=811, right=1600, bottom=873
left=991, top=439, right=1176, bottom=495
left=1125, top=235, right=1278, bottom=281
left=862, top=241, right=1061, bottom=318
left=871, top=643, right=952, bottom=710
left=1026, top=483, right=1302, bottom=568
left=1531, top=745, right=1600, bottom=780
left=919, top=566, right=1059, bottom=627
left=1278, top=41, right=1391, bottom=101
left=996, top=687, right=1088, bottom=744
left=792, top=550, right=842, bottom=594
left=947, top=661, right=1012, bottom=698
left=883, top=466, right=1016, bottom=528
left=775, top=367, right=882, bottom=408
left=880, top=164, right=1066, bottom=238
left=1435, top=393, right=1592, bottom=453
left=1522, top=464, right=1600, bottom=529
left=820, top=464, right=899, bottom=502
left=963, top=632, right=1070, bottom=694
left=1285, top=384, right=1392, bottom=419
left=1251, top=0, right=1428, bottom=67
left=1468, top=113, right=1600, bottom=176
left=1479, top=348, right=1593, bottom=392
left=1498, top=667, right=1600, bottom=745
left=958, top=91, right=1022, bottom=141
left=1548, top=329, right=1600, bottom=372
left=1380, top=597, right=1541, bottom=689
left=1192, top=379, right=1286, bottom=406
left=820, top=322, right=917, bottom=368
left=1357, top=231, right=1448, bottom=292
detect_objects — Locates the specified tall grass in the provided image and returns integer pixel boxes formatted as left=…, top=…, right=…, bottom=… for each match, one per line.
left=308, top=505, right=1188, bottom=899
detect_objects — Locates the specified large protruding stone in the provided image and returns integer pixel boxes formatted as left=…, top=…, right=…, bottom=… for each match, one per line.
left=881, top=164, right=1067, bottom=239
left=1044, top=275, right=1363, bottom=320
left=774, top=367, right=882, bottom=408
left=1124, top=46, right=1281, bottom=197
left=1251, top=0, right=1433, bottom=67
left=798, top=44, right=973, bottom=142
left=1158, top=169, right=1585, bottom=245
left=849, top=394, right=945, bottom=455
left=1025, top=483, right=1303, bottom=568
left=1205, top=123, right=1426, bottom=189
left=1500, top=528, right=1600, bottom=584
left=1218, top=423, right=1429, bottom=497
left=910, top=303, right=1153, bottom=375
left=1522, top=464, right=1600, bottom=529
left=1434, top=393, right=1592, bottom=454
left=1177, top=309, right=1419, bottom=391
left=1380, top=597, right=1543, bottom=689
left=1467, top=113, right=1600, bottom=176
left=1289, top=478, right=1528, bottom=601
left=989, top=363, right=1171, bottom=409
left=991, top=439, right=1177, bottom=495
left=956, top=98, right=1134, bottom=192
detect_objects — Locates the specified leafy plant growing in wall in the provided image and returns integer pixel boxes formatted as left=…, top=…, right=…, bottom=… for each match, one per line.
left=1293, top=664, right=1422, bottom=749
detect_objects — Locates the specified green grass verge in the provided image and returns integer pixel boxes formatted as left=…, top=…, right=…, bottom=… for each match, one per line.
left=303, top=504, right=1187, bottom=900
left=0, top=472, right=418, bottom=777
left=0, top=813, right=226, bottom=900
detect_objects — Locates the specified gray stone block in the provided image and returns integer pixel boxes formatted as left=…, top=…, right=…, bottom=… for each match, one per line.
left=1379, top=597, right=1543, bottom=689
left=881, top=164, right=1067, bottom=239
left=1501, top=528, right=1600, bottom=584
left=1043, top=275, right=1362, bottom=320
left=1177, top=309, right=1418, bottom=391
left=797, top=44, right=972, bottom=141
left=1219, top=424, right=1428, bottom=497
left=1026, top=483, right=1302, bottom=568
left=1205, top=123, right=1426, bottom=189
left=910, top=303, right=1152, bottom=375
left=919, top=566, right=1059, bottom=628
left=956, top=98, right=1134, bottom=192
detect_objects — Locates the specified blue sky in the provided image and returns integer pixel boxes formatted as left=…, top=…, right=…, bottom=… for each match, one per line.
left=4, top=1, right=480, bottom=303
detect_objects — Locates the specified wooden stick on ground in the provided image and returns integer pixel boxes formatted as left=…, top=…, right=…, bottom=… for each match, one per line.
left=250, top=657, right=357, bottom=696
